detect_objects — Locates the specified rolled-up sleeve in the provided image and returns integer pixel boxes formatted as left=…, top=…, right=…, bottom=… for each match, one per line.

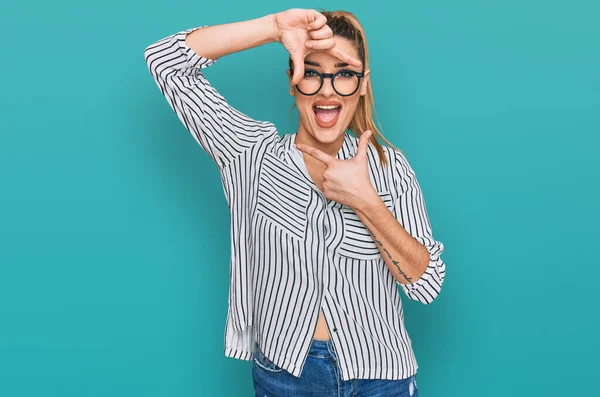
left=391, top=150, right=446, bottom=304
left=143, top=26, right=276, bottom=170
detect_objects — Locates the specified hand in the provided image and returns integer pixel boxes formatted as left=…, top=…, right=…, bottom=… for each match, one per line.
left=273, top=9, right=363, bottom=86
left=295, top=131, right=377, bottom=209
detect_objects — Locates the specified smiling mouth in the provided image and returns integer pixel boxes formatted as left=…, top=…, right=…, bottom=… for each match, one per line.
left=313, top=105, right=342, bottom=127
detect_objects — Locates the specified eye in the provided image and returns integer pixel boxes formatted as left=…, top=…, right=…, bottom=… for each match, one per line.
left=304, top=70, right=319, bottom=77
left=337, top=70, right=355, bottom=78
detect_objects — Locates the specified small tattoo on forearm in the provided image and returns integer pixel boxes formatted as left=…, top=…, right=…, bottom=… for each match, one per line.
left=392, top=260, right=412, bottom=283
left=366, top=226, right=376, bottom=239
left=365, top=226, right=412, bottom=283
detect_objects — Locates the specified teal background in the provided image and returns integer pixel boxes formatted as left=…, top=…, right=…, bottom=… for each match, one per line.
left=1, top=0, right=598, bottom=396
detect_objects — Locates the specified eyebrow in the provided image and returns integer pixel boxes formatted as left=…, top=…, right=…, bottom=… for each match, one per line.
left=304, top=60, right=350, bottom=68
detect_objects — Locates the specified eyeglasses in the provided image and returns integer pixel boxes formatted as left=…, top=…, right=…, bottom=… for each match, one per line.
left=289, top=68, right=365, bottom=96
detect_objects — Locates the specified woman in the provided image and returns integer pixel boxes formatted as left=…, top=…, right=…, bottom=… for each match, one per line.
left=144, top=8, right=446, bottom=397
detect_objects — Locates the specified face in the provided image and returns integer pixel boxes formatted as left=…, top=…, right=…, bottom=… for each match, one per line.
left=287, top=36, right=370, bottom=150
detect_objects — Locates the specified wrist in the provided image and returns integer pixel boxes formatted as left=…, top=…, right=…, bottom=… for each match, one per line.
left=353, top=188, right=381, bottom=214
left=263, top=13, right=280, bottom=43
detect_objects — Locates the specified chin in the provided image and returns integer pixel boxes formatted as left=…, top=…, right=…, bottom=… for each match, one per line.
left=310, top=126, right=345, bottom=143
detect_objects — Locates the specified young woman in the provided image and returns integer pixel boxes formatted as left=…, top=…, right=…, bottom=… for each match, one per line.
left=144, top=8, right=446, bottom=397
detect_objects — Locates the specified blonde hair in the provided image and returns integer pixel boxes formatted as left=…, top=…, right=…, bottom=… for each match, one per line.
left=288, top=9, right=403, bottom=167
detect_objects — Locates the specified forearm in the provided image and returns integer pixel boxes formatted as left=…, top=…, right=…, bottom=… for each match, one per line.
left=184, top=14, right=279, bottom=60
left=354, top=191, right=430, bottom=284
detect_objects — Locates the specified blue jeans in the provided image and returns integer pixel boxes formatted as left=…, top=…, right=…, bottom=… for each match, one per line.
left=252, top=339, right=419, bottom=397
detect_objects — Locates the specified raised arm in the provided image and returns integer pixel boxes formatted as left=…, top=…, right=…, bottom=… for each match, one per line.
left=143, top=10, right=363, bottom=170
left=143, top=15, right=280, bottom=170
left=181, top=14, right=279, bottom=61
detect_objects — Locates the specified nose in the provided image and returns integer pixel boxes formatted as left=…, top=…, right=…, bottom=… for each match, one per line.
left=320, top=76, right=335, bottom=97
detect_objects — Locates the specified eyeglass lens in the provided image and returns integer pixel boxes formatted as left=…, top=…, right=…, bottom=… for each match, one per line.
left=297, top=71, right=360, bottom=96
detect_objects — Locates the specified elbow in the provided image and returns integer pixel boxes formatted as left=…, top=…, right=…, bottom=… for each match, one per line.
left=143, top=39, right=168, bottom=78
left=143, top=45, right=156, bottom=76
left=409, top=286, right=441, bottom=305
left=421, top=276, right=444, bottom=305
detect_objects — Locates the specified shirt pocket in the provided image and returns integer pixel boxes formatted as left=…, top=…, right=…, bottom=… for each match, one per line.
left=255, top=153, right=310, bottom=241
left=338, top=190, right=395, bottom=260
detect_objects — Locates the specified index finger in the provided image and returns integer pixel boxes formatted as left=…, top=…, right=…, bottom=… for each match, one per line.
left=326, top=47, right=363, bottom=69
left=295, top=143, right=336, bottom=166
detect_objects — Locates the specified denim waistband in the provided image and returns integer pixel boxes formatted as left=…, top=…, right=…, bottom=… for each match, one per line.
left=309, top=338, right=337, bottom=359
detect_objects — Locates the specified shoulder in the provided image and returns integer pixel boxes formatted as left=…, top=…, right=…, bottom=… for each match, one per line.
left=384, top=145, right=421, bottom=197
left=390, top=147, right=414, bottom=176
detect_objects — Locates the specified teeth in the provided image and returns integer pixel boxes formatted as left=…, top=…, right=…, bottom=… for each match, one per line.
left=315, top=105, right=340, bottom=110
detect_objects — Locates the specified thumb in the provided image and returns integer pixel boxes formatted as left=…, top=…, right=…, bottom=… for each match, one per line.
left=356, top=130, right=372, bottom=160
left=291, top=52, right=305, bottom=86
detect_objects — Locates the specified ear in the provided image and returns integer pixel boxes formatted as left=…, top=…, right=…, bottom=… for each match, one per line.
left=286, top=69, right=294, bottom=96
left=360, top=69, right=370, bottom=96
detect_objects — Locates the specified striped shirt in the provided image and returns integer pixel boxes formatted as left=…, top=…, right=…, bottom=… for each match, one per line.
left=144, top=25, right=446, bottom=381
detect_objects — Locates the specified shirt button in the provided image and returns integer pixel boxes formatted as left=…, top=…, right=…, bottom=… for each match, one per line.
left=333, top=327, right=338, bottom=332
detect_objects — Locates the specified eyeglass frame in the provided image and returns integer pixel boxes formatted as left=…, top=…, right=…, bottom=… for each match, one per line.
left=289, top=68, right=365, bottom=97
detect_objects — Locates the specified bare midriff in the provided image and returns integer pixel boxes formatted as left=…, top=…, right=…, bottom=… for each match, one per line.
left=312, top=310, right=331, bottom=340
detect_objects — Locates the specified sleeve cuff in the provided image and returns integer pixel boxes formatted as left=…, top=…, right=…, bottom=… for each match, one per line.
left=401, top=258, right=440, bottom=290
left=176, top=26, right=219, bottom=69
